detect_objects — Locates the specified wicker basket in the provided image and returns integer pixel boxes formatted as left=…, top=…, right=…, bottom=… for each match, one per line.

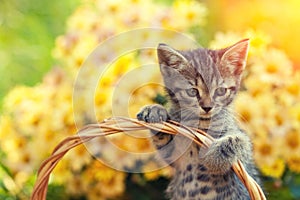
left=31, top=117, right=266, bottom=200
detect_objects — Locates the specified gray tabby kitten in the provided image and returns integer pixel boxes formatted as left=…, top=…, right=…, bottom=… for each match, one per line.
left=137, top=39, right=260, bottom=200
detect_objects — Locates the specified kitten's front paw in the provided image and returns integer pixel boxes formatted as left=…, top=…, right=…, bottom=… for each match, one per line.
left=137, top=104, right=169, bottom=123
left=201, top=135, right=248, bottom=174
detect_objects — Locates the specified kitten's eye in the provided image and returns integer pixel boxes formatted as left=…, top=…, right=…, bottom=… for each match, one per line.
left=215, top=87, right=227, bottom=96
left=186, top=88, right=198, bottom=97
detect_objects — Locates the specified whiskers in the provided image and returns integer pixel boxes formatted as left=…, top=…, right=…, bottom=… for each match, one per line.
left=224, top=107, right=243, bottom=122
left=222, top=107, right=252, bottom=133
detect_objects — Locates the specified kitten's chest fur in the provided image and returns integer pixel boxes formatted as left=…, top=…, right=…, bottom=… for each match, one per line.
left=166, top=112, right=249, bottom=200
left=167, top=144, right=243, bottom=200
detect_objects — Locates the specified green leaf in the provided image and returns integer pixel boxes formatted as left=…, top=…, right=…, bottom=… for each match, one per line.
left=153, top=93, right=168, bottom=105
left=287, top=172, right=300, bottom=199
left=0, top=160, right=13, bottom=179
left=46, top=184, right=69, bottom=199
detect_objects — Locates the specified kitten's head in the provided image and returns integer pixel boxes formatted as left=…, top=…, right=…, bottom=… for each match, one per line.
left=157, top=39, right=249, bottom=120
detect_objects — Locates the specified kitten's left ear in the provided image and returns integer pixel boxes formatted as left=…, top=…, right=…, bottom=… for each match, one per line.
left=219, top=39, right=250, bottom=78
left=157, top=43, right=188, bottom=70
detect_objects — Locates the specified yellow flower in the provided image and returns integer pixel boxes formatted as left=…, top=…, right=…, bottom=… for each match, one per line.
left=253, top=137, right=283, bottom=174
left=3, top=86, right=38, bottom=111
left=283, top=130, right=300, bottom=154
left=282, top=127, right=300, bottom=174
left=243, top=76, right=272, bottom=97
left=94, top=87, right=113, bottom=107
left=70, top=34, right=99, bottom=69
left=210, top=29, right=270, bottom=58
left=5, top=145, right=39, bottom=174
left=287, top=154, right=300, bottom=173
left=143, top=161, right=173, bottom=180
left=66, top=5, right=98, bottom=32
left=1, top=136, right=26, bottom=155
left=97, top=172, right=125, bottom=199
left=111, top=53, right=139, bottom=77
left=128, top=82, right=165, bottom=118
left=0, top=116, right=14, bottom=138
left=209, top=32, right=243, bottom=49
left=52, top=159, right=72, bottom=184
left=289, top=103, right=300, bottom=130
left=234, top=92, right=261, bottom=125
left=259, top=158, right=285, bottom=179
left=251, top=48, right=293, bottom=83
left=66, top=174, right=87, bottom=196
left=67, top=145, right=92, bottom=171
left=123, top=135, right=153, bottom=153
left=171, top=0, right=207, bottom=30
left=255, top=94, right=277, bottom=122
left=286, top=79, right=300, bottom=97
left=83, top=161, right=125, bottom=199
left=254, top=139, right=274, bottom=158
left=243, top=29, right=271, bottom=56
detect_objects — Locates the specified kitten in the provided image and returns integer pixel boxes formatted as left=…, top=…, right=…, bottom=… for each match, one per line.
left=137, top=39, right=260, bottom=200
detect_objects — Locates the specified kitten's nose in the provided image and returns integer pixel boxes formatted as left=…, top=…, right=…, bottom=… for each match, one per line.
left=201, top=106, right=212, bottom=113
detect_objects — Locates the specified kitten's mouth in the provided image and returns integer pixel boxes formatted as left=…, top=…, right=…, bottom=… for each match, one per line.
left=199, top=114, right=211, bottom=120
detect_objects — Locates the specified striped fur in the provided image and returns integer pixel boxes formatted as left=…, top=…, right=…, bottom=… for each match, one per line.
left=137, top=39, right=261, bottom=200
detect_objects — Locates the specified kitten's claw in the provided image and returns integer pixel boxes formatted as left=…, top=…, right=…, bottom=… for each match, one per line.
left=137, top=104, right=168, bottom=123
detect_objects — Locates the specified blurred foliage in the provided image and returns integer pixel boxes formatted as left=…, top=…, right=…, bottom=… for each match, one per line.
left=1, top=0, right=300, bottom=199
left=0, top=0, right=206, bottom=199
left=123, top=174, right=169, bottom=200
left=0, top=0, right=80, bottom=109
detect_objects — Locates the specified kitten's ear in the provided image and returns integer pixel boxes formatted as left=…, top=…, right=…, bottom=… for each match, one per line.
left=157, top=43, right=188, bottom=71
left=219, top=39, right=249, bottom=78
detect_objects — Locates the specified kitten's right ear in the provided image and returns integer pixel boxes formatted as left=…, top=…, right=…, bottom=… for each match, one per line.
left=157, top=43, right=188, bottom=70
